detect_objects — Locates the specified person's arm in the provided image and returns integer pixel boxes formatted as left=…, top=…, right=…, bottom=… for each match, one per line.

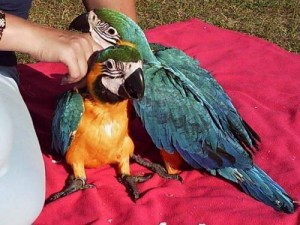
left=0, top=13, right=101, bottom=84
left=82, top=0, right=137, bottom=21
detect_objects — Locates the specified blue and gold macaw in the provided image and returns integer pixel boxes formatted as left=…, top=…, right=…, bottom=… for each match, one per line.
left=69, top=9, right=296, bottom=213
left=46, top=45, right=153, bottom=203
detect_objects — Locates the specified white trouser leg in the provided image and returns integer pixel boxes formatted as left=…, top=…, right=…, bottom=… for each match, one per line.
left=0, top=70, right=45, bottom=225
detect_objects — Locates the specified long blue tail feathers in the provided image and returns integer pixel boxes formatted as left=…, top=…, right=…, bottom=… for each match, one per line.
left=217, top=165, right=295, bottom=213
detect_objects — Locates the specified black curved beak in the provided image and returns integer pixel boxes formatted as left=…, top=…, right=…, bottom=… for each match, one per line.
left=69, top=12, right=90, bottom=32
left=118, top=68, right=145, bottom=100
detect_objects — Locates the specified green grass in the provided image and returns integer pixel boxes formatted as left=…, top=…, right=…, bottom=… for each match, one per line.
left=18, top=0, right=300, bottom=63
left=137, top=0, right=300, bottom=53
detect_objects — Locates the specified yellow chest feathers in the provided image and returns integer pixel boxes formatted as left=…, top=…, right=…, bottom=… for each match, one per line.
left=66, top=98, right=134, bottom=168
left=81, top=99, right=129, bottom=140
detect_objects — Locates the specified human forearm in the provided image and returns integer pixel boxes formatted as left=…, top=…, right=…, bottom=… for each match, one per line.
left=0, top=13, right=40, bottom=54
left=0, top=13, right=101, bottom=83
left=82, top=0, right=137, bottom=21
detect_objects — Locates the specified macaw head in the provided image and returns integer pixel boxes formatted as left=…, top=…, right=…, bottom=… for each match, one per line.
left=87, top=45, right=144, bottom=104
left=69, top=8, right=155, bottom=62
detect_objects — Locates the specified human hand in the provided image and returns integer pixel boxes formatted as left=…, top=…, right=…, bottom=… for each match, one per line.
left=0, top=14, right=102, bottom=84
left=29, top=28, right=102, bottom=84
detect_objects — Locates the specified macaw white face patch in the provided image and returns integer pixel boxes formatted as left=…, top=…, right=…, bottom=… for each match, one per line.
left=88, top=11, right=120, bottom=48
left=101, top=60, right=143, bottom=96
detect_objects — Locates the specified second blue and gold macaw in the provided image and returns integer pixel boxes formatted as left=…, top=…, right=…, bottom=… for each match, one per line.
left=69, top=9, right=296, bottom=213
left=46, top=45, right=153, bottom=203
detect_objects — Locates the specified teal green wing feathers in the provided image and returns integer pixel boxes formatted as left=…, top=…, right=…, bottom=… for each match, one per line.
left=133, top=62, right=254, bottom=170
left=51, top=90, right=84, bottom=156
left=133, top=50, right=294, bottom=212
left=133, top=44, right=294, bottom=212
left=149, top=43, right=260, bottom=151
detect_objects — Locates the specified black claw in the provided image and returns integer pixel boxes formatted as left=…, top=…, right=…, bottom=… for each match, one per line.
left=131, top=154, right=183, bottom=183
left=134, top=173, right=153, bottom=183
left=45, top=175, right=95, bottom=204
left=118, top=173, right=153, bottom=201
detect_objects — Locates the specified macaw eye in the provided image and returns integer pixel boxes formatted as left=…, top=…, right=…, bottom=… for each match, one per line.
left=105, top=60, right=114, bottom=69
left=107, top=27, right=117, bottom=35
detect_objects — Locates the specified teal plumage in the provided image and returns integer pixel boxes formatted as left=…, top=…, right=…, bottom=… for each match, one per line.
left=140, top=45, right=294, bottom=213
left=51, top=91, right=84, bottom=156
left=148, top=43, right=260, bottom=151
left=70, top=8, right=295, bottom=213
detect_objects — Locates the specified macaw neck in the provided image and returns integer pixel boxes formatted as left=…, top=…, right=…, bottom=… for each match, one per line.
left=135, top=40, right=158, bottom=64
left=121, top=23, right=158, bottom=64
left=85, top=97, right=129, bottom=117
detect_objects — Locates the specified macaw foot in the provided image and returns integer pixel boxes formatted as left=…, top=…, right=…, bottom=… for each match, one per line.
left=45, top=175, right=94, bottom=204
left=118, top=173, right=153, bottom=201
left=131, top=154, right=183, bottom=183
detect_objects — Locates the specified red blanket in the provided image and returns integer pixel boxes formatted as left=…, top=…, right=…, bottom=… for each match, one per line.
left=18, top=19, right=300, bottom=225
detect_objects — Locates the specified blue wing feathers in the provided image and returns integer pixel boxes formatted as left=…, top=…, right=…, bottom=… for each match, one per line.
left=151, top=43, right=260, bottom=149
left=135, top=44, right=260, bottom=169
left=51, top=90, right=84, bottom=156
left=134, top=43, right=294, bottom=212
left=134, top=65, right=252, bottom=169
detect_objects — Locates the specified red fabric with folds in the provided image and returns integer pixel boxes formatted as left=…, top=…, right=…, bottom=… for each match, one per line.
left=18, top=19, right=300, bottom=225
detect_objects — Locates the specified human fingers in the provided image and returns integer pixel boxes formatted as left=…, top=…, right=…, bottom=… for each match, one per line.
left=60, top=34, right=101, bottom=84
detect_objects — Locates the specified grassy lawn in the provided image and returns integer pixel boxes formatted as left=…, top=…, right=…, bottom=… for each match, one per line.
left=18, top=0, right=299, bottom=63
